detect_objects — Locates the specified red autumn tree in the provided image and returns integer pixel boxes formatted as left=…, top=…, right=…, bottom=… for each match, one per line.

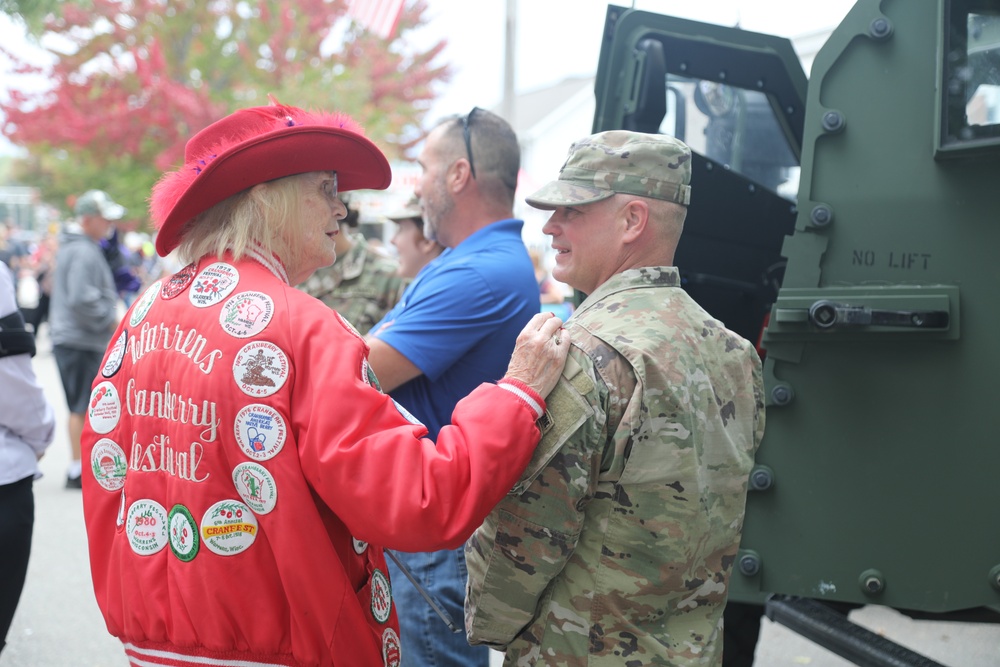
left=0, top=0, right=449, bottom=225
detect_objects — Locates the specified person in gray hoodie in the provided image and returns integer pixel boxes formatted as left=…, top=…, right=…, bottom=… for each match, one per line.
left=50, top=190, right=121, bottom=488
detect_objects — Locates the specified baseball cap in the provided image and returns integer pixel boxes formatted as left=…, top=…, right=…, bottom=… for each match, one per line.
left=385, top=195, right=422, bottom=222
left=75, top=190, right=126, bottom=221
left=525, top=131, right=692, bottom=210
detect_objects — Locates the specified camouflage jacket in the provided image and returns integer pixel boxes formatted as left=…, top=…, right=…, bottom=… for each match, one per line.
left=465, top=266, right=765, bottom=667
left=300, top=234, right=405, bottom=335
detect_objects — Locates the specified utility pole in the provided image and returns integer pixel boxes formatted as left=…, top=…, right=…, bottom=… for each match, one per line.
left=502, top=0, right=517, bottom=124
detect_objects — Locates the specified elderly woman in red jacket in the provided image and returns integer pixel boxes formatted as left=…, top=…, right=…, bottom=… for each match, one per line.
left=80, top=102, right=568, bottom=667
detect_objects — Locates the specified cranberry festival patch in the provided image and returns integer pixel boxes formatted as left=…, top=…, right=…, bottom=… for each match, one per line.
left=234, top=403, right=287, bottom=461
left=129, top=280, right=162, bottom=327
left=126, top=499, right=169, bottom=556
left=201, top=500, right=258, bottom=556
left=88, top=381, right=122, bottom=434
left=220, top=291, right=274, bottom=338
left=90, top=438, right=127, bottom=491
left=190, top=262, right=240, bottom=308
left=232, top=341, right=289, bottom=398
left=161, top=262, right=197, bottom=300
left=168, top=504, right=200, bottom=562
left=370, top=569, right=392, bottom=624
left=232, top=462, right=278, bottom=515
left=101, top=329, right=128, bottom=378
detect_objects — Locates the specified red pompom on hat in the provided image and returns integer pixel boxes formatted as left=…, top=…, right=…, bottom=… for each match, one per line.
left=150, top=100, right=392, bottom=256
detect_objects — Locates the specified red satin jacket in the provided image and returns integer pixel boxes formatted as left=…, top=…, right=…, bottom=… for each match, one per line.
left=81, top=251, right=545, bottom=667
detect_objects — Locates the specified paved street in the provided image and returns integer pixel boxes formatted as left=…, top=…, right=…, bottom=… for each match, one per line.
left=4, top=333, right=999, bottom=667
left=1, top=336, right=125, bottom=667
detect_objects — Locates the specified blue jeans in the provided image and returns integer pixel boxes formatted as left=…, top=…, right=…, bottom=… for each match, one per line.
left=386, top=547, right=489, bottom=667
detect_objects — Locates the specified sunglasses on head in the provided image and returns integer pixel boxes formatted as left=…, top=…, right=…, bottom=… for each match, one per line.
left=461, top=107, right=480, bottom=179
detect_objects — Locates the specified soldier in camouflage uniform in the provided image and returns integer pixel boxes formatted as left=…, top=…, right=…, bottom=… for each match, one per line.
left=465, top=131, right=766, bottom=666
left=387, top=194, right=445, bottom=280
left=300, top=197, right=405, bottom=334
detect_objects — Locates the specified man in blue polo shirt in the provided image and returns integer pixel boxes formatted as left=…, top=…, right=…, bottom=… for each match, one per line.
left=367, top=108, right=539, bottom=667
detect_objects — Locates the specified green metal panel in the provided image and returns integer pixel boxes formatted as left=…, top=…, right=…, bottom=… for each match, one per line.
left=756, top=0, right=999, bottom=612
left=593, top=0, right=1000, bottom=613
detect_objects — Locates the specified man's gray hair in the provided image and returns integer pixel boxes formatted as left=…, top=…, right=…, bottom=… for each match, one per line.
left=439, top=108, right=520, bottom=205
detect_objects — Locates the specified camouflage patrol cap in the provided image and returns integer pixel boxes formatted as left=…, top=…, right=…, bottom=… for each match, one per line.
left=525, top=131, right=692, bottom=210
left=385, top=194, right=422, bottom=222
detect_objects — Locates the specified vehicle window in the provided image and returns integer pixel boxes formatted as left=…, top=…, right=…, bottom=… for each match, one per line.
left=661, top=76, right=799, bottom=200
left=941, top=1, right=1000, bottom=150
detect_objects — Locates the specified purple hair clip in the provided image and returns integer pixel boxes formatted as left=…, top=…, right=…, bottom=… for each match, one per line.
left=191, top=154, right=218, bottom=175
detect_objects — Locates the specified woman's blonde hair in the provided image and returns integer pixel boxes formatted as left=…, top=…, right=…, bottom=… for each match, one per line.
left=174, top=172, right=312, bottom=266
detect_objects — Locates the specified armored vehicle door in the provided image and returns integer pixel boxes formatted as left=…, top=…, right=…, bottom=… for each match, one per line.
left=594, top=0, right=1000, bottom=617
left=594, top=5, right=805, bottom=348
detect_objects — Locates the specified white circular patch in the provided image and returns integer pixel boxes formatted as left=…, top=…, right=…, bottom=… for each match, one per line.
left=232, top=341, right=289, bottom=398
left=116, top=490, right=126, bottom=528
left=353, top=538, right=369, bottom=555
left=126, top=499, right=169, bottom=556
left=392, top=399, right=423, bottom=427
left=362, top=359, right=382, bottom=392
left=370, top=568, right=392, bottom=624
left=382, top=627, right=401, bottom=667
left=201, top=500, right=258, bottom=556
left=90, top=438, right=127, bottom=492
left=234, top=404, right=287, bottom=461
left=189, top=262, right=240, bottom=308
left=88, top=381, right=122, bottom=434
left=129, top=281, right=161, bottom=327
left=101, top=330, right=128, bottom=378
left=337, top=311, right=363, bottom=341
left=232, top=462, right=278, bottom=515
left=168, top=504, right=199, bottom=562
left=220, top=291, right=274, bottom=338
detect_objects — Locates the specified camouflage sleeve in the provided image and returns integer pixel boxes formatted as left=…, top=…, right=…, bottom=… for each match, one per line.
left=464, top=348, right=605, bottom=647
left=751, top=349, right=766, bottom=452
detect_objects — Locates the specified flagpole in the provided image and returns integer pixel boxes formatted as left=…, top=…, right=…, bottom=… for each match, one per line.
left=502, top=0, right=517, bottom=123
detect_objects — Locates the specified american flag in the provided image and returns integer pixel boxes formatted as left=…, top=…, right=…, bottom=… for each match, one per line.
left=346, top=0, right=406, bottom=40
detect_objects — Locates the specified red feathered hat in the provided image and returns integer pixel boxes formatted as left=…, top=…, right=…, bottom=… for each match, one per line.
left=151, top=101, right=391, bottom=256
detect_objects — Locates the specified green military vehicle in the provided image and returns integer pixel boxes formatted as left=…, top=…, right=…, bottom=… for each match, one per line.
left=592, top=0, right=1000, bottom=664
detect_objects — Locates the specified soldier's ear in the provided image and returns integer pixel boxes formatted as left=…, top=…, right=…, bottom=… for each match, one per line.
left=620, top=198, right=649, bottom=243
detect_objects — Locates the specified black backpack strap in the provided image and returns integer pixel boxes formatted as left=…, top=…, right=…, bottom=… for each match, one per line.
left=0, top=310, right=36, bottom=358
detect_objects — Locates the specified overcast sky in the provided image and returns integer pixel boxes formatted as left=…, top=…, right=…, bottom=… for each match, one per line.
left=0, top=0, right=860, bottom=152
left=413, top=0, right=860, bottom=121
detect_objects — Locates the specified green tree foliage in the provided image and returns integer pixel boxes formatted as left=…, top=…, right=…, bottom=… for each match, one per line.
left=1, top=0, right=450, bottom=228
left=0, top=0, right=64, bottom=34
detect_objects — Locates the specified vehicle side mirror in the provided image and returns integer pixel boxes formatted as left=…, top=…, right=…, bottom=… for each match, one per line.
left=623, top=38, right=667, bottom=133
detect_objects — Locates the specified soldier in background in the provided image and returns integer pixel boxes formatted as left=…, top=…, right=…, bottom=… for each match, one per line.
left=386, top=194, right=444, bottom=280
left=300, top=193, right=404, bottom=334
left=465, top=131, right=766, bottom=666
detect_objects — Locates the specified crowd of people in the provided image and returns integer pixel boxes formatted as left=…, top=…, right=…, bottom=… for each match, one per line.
left=1, top=215, right=164, bottom=335
left=0, top=99, right=764, bottom=667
